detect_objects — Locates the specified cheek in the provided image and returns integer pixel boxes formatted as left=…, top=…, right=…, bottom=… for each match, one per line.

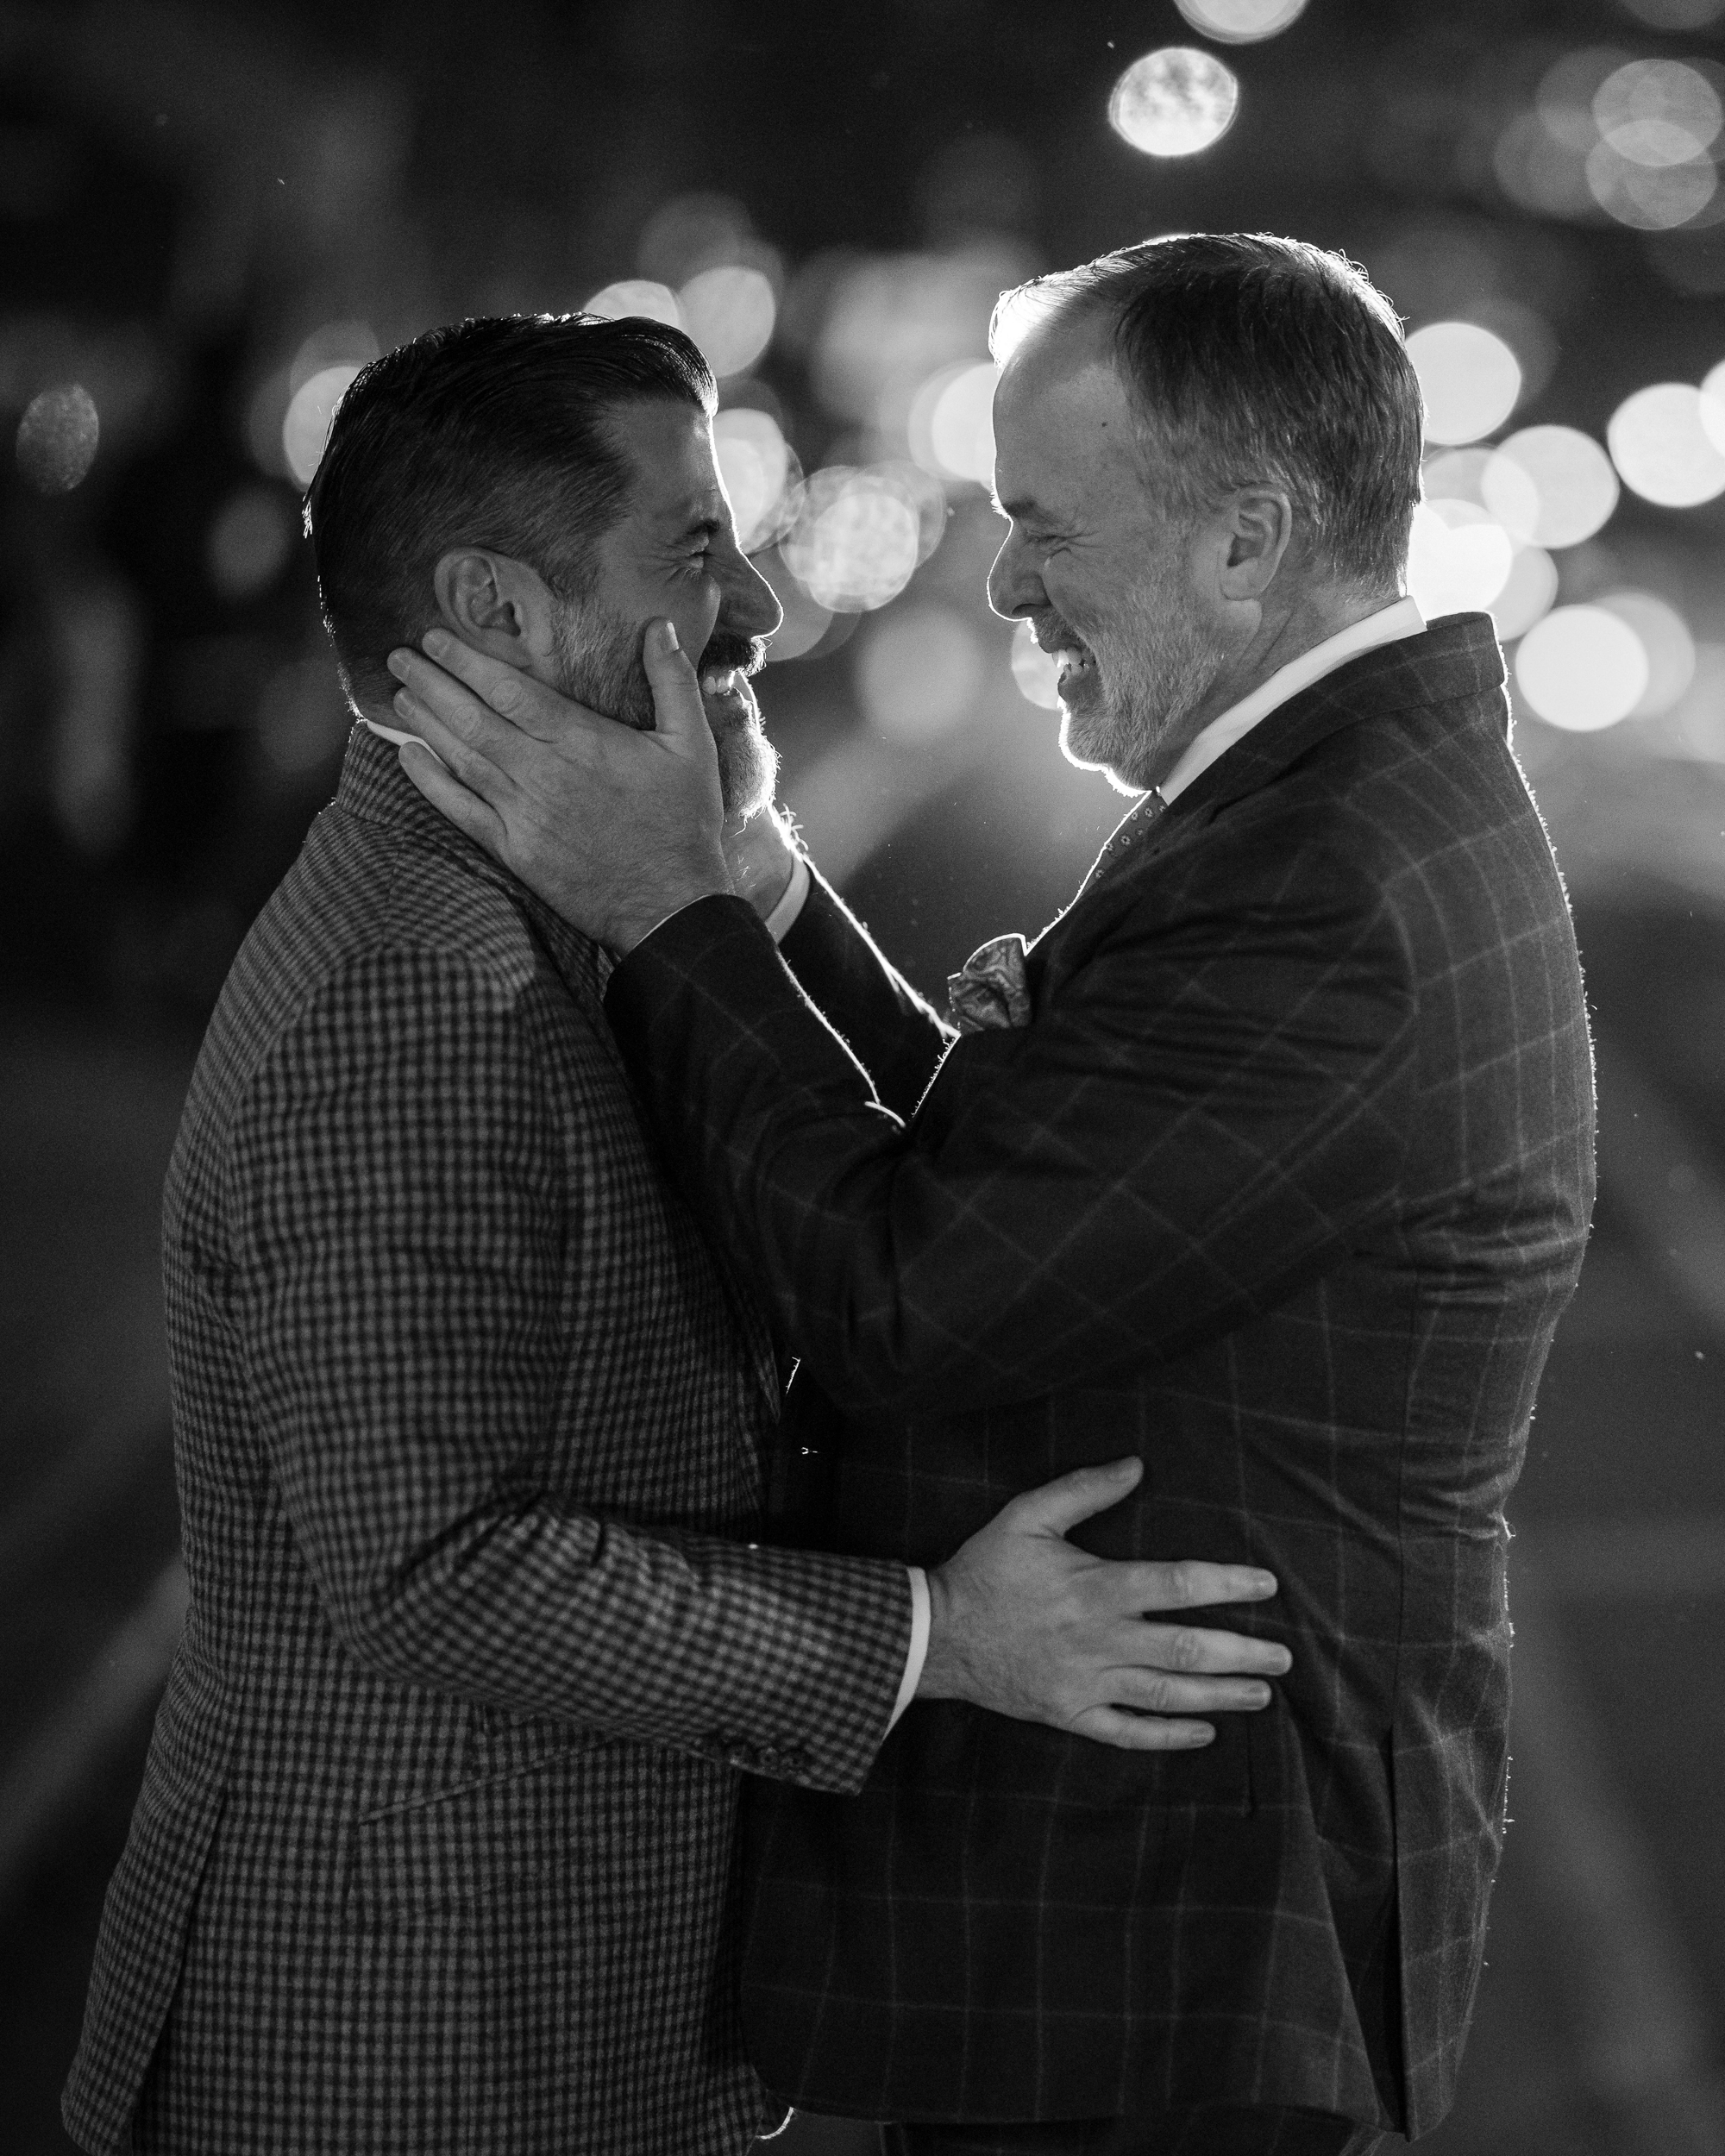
left=673, top=586, right=722, bottom=655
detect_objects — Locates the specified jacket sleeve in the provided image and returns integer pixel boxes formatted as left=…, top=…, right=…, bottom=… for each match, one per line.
left=224, top=938, right=911, bottom=1789
left=776, top=865, right=952, bottom=1120
left=603, top=835, right=1419, bottom=1420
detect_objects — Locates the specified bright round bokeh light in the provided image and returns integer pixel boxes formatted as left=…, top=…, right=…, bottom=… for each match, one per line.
left=1482, top=425, right=1619, bottom=548
left=1408, top=322, right=1522, bottom=447
left=712, top=408, right=798, bottom=555
left=1515, top=605, right=1650, bottom=730
left=1607, top=383, right=1725, bottom=505
left=781, top=468, right=922, bottom=613
left=16, top=383, right=99, bottom=493
left=1421, top=448, right=1492, bottom=505
left=1594, top=59, right=1722, bottom=160
left=1597, top=588, right=1697, bottom=716
left=584, top=279, right=682, bottom=328
left=909, top=360, right=998, bottom=486
left=1107, top=49, right=1239, bottom=158
left=282, top=364, right=361, bottom=486
left=1406, top=501, right=1515, bottom=617
left=679, top=265, right=776, bottom=379
left=1011, top=618, right=1063, bottom=709
left=855, top=605, right=987, bottom=743
left=1172, top=0, right=1308, bottom=41
left=1586, top=138, right=1717, bottom=228
left=1490, top=544, right=1560, bottom=643
left=1698, top=360, right=1725, bottom=454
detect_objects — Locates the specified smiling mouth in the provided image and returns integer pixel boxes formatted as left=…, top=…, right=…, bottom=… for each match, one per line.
left=699, top=666, right=757, bottom=724
left=1052, top=644, right=1096, bottom=694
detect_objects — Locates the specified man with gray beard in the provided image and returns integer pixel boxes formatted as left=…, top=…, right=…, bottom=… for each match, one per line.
left=388, top=235, right=1596, bottom=2154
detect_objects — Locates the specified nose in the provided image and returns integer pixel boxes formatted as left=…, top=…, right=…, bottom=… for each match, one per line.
left=987, top=526, right=1044, bottom=623
left=714, top=533, right=783, bottom=642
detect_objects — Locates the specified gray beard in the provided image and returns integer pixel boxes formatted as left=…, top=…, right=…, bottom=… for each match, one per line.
left=1063, top=624, right=1221, bottom=795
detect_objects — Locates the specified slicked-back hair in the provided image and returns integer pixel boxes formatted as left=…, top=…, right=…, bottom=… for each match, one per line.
left=304, top=313, right=716, bottom=711
left=992, top=233, right=1423, bottom=590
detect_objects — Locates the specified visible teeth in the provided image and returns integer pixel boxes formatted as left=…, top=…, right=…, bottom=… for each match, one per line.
left=700, top=667, right=738, bottom=696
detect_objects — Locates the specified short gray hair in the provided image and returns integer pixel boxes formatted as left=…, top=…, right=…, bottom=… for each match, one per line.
left=991, top=232, right=1422, bottom=589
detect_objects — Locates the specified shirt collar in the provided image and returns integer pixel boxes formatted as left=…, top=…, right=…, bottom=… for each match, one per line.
left=1157, top=595, right=1427, bottom=807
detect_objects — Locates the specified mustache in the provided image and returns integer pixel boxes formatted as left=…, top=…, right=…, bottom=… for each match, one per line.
left=1030, top=611, right=1084, bottom=653
left=696, top=628, right=767, bottom=678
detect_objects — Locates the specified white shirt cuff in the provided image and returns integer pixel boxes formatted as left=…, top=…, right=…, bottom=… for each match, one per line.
left=762, top=855, right=811, bottom=943
left=886, top=1565, right=930, bottom=1733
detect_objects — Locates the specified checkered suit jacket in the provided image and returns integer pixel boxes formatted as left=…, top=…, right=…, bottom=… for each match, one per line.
left=62, top=726, right=912, bottom=2156
left=602, top=617, right=1596, bottom=2136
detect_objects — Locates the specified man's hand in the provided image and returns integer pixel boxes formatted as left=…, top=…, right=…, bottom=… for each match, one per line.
left=386, top=621, right=729, bottom=952
left=919, top=1455, right=1291, bottom=1751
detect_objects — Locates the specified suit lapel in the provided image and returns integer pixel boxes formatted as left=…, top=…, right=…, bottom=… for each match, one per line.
left=1026, top=613, right=1508, bottom=1000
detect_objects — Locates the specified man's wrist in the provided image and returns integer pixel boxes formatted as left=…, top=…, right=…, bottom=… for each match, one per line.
left=723, top=805, right=801, bottom=921
left=608, top=874, right=732, bottom=956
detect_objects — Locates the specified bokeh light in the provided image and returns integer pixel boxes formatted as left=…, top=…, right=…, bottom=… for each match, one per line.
left=1586, top=138, right=1717, bottom=229
left=909, top=360, right=998, bottom=486
left=678, top=266, right=776, bottom=379
left=803, top=244, right=1027, bottom=434
left=1607, top=382, right=1725, bottom=505
left=282, top=365, right=362, bottom=487
left=1619, top=0, right=1725, bottom=23
left=1406, top=501, right=1515, bottom=617
left=1699, top=358, right=1725, bottom=452
left=1515, top=605, right=1650, bottom=730
left=1490, top=543, right=1560, bottom=643
left=1597, top=588, right=1697, bottom=716
left=754, top=548, right=836, bottom=662
left=1011, top=617, right=1062, bottom=709
left=290, top=320, right=379, bottom=393
left=855, top=605, right=986, bottom=742
left=781, top=468, right=922, bottom=612
left=584, top=279, right=682, bottom=328
left=712, top=407, right=800, bottom=555
left=205, top=486, right=297, bottom=603
left=16, top=383, right=99, bottom=493
left=1482, top=425, right=1620, bottom=548
left=1171, top=0, right=1308, bottom=41
left=1540, top=49, right=1631, bottom=149
left=1107, top=49, right=1239, bottom=158
left=1595, top=59, right=1722, bottom=163
left=1408, top=323, right=1522, bottom=446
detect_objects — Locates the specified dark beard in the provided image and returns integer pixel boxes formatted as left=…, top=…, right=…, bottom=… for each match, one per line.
left=551, top=606, right=775, bottom=818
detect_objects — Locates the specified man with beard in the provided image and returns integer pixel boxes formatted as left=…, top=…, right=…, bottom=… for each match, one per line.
left=63, top=312, right=1291, bottom=2156
left=386, top=236, right=1596, bottom=2154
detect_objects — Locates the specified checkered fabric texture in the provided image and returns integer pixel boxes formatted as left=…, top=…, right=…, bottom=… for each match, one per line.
left=61, top=726, right=913, bottom=2156
left=604, top=616, right=1596, bottom=2139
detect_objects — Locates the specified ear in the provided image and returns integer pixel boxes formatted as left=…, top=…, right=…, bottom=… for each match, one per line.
left=1217, top=489, right=1295, bottom=602
left=431, top=548, right=562, bottom=673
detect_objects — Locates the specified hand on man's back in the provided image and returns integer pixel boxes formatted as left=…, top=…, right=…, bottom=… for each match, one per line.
left=920, top=1455, right=1290, bottom=1750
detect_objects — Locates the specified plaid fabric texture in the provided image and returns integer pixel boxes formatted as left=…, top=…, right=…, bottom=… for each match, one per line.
left=62, top=726, right=912, bottom=2156
left=604, top=617, right=1596, bottom=2138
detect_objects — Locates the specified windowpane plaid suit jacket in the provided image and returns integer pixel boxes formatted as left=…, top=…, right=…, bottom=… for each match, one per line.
left=62, top=727, right=912, bottom=2156
left=602, top=617, right=1596, bottom=2137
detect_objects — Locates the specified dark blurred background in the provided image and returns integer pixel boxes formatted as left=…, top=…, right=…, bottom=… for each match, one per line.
left=3, top=0, right=1724, bottom=2148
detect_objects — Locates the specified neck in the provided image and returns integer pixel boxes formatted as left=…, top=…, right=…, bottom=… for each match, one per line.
left=1145, top=581, right=1400, bottom=787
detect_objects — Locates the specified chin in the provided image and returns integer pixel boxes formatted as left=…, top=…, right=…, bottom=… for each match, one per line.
left=1058, top=707, right=1132, bottom=795
left=714, top=716, right=778, bottom=821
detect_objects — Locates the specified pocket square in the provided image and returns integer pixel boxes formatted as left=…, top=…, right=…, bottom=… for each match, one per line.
left=948, top=933, right=1032, bottom=1034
